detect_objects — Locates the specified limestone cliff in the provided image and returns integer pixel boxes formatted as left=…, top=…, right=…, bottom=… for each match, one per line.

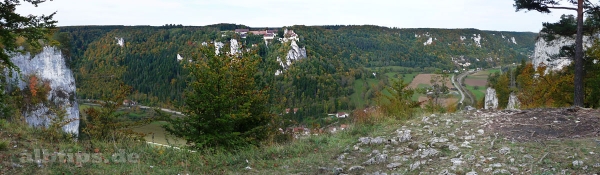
left=7, top=47, right=79, bottom=135
left=532, top=35, right=595, bottom=72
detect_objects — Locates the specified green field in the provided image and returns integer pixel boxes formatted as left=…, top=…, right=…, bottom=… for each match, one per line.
left=79, top=103, right=182, bottom=146
left=465, top=85, right=486, bottom=101
left=462, top=68, right=499, bottom=102
left=132, top=121, right=186, bottom=146
left=384, top=72, right=418, bottom=84
left=466, top=68, right=501, bottom=79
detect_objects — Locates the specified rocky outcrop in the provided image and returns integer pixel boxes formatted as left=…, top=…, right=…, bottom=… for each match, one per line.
left=506, top=92, right=520, bottom=110
left=214, top=41, right=224, bottom=55
left=484, top=87, right=498, bottom=110
left=285, top=40, right=307, bottom=64
left=7, top=47, right=79, bottom=135
left=115, top=37, right=124, bottom=47
left=275, top=40, right=307, bottom=75
left=176, top=54, right=183, bottom=61
left=230, top=39, right=240, bottom=55
left=532, top=35, right=595, bottom=72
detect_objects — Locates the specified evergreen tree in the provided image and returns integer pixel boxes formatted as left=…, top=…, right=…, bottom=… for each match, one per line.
left=376, top=79, right=420, bottom=120
left=163, top=44, right=273, bottom=150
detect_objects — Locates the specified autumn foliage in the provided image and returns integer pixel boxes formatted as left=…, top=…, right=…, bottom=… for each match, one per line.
left=29, top=75, right=38, bottom=96
left=488, top=61, right=586, bottom=109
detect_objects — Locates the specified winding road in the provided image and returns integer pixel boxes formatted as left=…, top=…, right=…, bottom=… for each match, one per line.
left=79, top=99, right=184, bottom=116
left=451, top=74, right=465, bottom=104
left=452, top=70, right=476, bottom=107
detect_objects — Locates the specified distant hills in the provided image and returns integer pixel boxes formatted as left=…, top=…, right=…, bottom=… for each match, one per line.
left=57, top=24, right=538, bottom=120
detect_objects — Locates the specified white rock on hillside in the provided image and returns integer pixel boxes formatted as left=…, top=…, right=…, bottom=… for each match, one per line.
left=506, top=92, right=520, bottom=110
left=424, top=37, right=433, bottom=45
left=286, top=40, right=307, bottom=62
left=230, top=39, right=240, bottom=55
left=214, top=41, right=224, bottom=55
left=115, top=37, right=124, bottom=47
left=472, top=34, right=482, bottom=47
left=275, top=40, right=307, bottom=75
left=484, top=87, right=498, bottom=110
left=177, top=54, right=183, bottom=62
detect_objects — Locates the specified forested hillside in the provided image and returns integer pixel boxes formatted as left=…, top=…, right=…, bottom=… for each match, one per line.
left=57, top=24, right=537, bottom=122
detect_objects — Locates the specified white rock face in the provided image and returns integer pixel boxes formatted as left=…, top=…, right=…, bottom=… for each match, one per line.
left=214, top=41, right=225, bottom=55
left=7, top=47, right=79, bottom=135
left=472, top=34, right=482, bottom=47
left=506, top=92, right=520, bottom=110
left=511, top=37, right=517, bottom=44
left=484, top=87, right=498, bottom=110
left=176, top=54, right=183, bottom=61
left=424, top=37, right=433, bottom=46
left=532, top=35, right=595, bottom=72
left=115, top=37, right=124, bottom=47
left=286, top=40, right=307, bottom=62
left=230, top=39, right=240, bottom=55
left=275, top=40, right=307, bottom=75
left=274, top=69, right=283, bottom=76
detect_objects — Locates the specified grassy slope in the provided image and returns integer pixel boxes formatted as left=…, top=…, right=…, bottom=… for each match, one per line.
left=0, top=116, right=395, bottom=174
left=3, top=109, right=599, bottom=174
left=465, top=85, right=486, bottom=101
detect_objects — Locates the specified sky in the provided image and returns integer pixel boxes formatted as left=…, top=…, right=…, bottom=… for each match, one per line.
left=18, top=0, right=578, bottom=33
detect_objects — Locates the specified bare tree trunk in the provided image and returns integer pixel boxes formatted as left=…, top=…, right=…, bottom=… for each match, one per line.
left=574, top=0, right=585, bottom=107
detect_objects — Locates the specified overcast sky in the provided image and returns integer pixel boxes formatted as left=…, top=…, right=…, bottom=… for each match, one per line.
left=18, top=0, right=578, bottom=33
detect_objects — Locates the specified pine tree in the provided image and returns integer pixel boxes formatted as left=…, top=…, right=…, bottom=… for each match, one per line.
left=163, top=44, right=273, bottom=150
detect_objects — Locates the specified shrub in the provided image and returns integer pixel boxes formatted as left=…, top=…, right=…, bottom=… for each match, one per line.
left=375, top=79, right=420, bottom=121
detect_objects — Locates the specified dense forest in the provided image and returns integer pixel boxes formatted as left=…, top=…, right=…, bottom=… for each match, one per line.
left=56, top=24, right=538, bottom=122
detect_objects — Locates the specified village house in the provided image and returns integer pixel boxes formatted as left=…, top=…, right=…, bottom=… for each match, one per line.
left=278, top=29, right=300, bottom=43
left=234, top=29, right=249, bottom=38
left=336, top=112, right=349, bottom=118
left=328, top=112, right=348, bottom=118
left=123, top=100, right=137, bottom=107
left=285, top=108, right=299, bottom=114
left=235, top=29, right=277, bottom=40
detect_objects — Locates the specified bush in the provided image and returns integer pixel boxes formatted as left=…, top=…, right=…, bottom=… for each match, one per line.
left=376, top=79, right=420, bottom=120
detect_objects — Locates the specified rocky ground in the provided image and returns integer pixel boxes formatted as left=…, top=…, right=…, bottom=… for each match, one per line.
left=314, top=108, right=600, bottom=175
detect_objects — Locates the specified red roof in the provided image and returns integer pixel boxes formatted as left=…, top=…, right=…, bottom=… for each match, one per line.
left=235, top=29, right=249, bottom=33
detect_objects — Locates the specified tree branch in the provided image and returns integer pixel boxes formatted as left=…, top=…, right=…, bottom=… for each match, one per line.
left=547, top=6, right=578, bottom=10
